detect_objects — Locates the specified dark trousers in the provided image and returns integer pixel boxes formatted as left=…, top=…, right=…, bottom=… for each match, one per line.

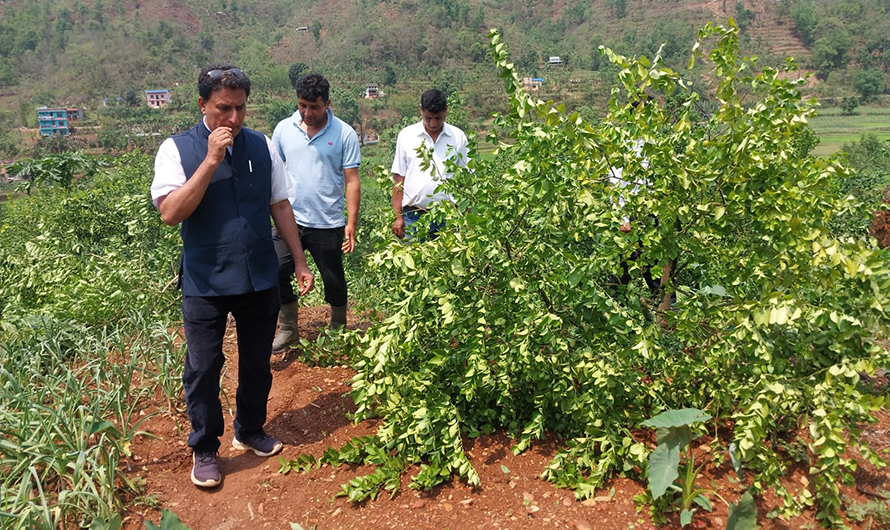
left=181, top=288, right=280, bottom=452
left=273, top=225, right=347, bottom=307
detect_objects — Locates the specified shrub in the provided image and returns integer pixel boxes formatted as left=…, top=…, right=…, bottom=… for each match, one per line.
left=328, top=23, right=890, bottom=530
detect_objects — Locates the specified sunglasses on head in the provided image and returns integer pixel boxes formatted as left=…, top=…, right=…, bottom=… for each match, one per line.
left=206, top=67, right=244, bottom=81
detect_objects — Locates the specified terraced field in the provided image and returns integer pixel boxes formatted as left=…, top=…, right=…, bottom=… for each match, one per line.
left=809, top=105, right=890, bottom=156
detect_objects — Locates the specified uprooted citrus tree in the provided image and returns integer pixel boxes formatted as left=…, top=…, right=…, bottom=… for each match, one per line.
left=308, top=23, right=890, bottom=529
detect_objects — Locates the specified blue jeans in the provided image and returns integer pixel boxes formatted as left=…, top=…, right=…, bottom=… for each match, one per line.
left=404, top=209, right=446, bottom=242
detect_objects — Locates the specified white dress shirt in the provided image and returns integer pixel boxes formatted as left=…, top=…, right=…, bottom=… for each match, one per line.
left=391, top=121, right=469, bottom=209
left=151, top=118, right=291, bottom=208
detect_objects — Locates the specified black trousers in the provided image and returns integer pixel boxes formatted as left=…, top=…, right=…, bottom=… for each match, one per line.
left=272, top=225, right=347, bottom=307
left=181, top=288, right=280, bottom=452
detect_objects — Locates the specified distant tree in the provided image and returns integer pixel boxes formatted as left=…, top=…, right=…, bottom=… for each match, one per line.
left=262, top=99, right=296, bottom=131
left=0, top=58, right=16, bottom=88
left=198, top=31, right=214, bottom=53
left=34, top=91, right=56, bottom=107
left=54, top=7, right=71, bottom=50
left=564, top=0, right=587, bottom=26
left=515, top=49, right=539, bottom=73
left=469, top=42, right=488, bottom=63
left=790, top=1, right=819, bottom=44
left=0, top=132, right=20, bottom=158
left=812, top=38, right=841, bottom=78
left=437, top=80, right=457, bottom=99
left=330, top=86, right=360, bottom=129
left=470, top=5, right=485, bottom=29
left=121, top=87, right=139, bottom=107
left=383, top=64, right=397, bottom=86
left=311, top=20, right=323, bottom=46
left=288, top=62, right=308, bottom=89
left=735, top=2, right=755, bottom=30
left=853, top=69, right=886, bottom=100
left=841, top=96, right=859, bottom=116
left=97, top=122, right=127, bottom=151
left=92, top=0, right=105, bottom=26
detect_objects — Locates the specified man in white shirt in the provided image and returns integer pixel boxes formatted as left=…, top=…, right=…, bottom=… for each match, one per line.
left=150, top=63, right=314, bottom=488
left=391, top=89, right=469, bottom=240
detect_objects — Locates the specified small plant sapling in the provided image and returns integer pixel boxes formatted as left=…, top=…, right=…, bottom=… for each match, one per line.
left=642, top=408, right=756, bottom=529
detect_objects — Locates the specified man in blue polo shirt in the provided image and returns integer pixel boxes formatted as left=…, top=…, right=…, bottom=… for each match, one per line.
left=271, top=73, right=361, bottom=351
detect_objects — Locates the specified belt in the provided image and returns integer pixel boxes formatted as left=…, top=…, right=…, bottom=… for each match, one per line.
left=403, top=205, right=428, bottom=213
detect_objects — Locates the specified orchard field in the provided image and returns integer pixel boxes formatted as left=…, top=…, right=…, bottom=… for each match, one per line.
left=2, top=24, right=890, bottom=530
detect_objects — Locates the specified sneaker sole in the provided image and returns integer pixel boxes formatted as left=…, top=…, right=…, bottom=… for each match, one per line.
left=232, top=438, right=283, bottom=457
left=190, top=469, right=220, bottom=488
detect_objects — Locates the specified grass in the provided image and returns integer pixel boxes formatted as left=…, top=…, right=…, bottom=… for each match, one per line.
left=809, top=105, right=890, bottom=156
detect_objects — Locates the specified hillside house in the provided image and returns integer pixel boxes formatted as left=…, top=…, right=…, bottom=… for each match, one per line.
left=548, top=56, right=563, bottom=66
left=37, top=107, right=72, bottom=137
left=364, top=83, right=380, bottom=99
left=145, top=89, right=171, bottom=108
left=523, top=77, right=545, bottom=91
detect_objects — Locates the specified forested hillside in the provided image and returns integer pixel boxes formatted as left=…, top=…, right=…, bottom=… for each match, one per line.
left=0, top=0, right=888, bottom=138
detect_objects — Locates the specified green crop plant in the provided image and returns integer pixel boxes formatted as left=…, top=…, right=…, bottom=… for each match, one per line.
left=639, top=408, right=756, bottom=529
left=320, top=21, right=890, bottom=529
left=0, top=150, right=186, bottom=527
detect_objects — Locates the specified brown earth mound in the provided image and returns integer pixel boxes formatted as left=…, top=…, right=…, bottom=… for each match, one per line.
left=123, top=306, right=890, bottom=530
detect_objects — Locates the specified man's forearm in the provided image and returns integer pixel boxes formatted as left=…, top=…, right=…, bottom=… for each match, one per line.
left=392, top=174, right=405, bottom=215
left=158, top=159, right=218, bottom=226
left=345, top=168, right=360, bottom=229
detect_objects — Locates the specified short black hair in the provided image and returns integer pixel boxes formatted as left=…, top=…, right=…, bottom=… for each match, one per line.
left=296, top=73, right=330, bottom=103
left=421, top=89, right=448, bottom=113
left=198, top=63, right=251, bottom=101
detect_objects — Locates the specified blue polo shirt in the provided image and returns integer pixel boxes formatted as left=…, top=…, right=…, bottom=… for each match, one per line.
left=271, top=108, right=361, bottom=229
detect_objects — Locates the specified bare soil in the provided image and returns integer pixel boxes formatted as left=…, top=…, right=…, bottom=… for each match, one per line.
left=123, top=307, right=890, bottom=530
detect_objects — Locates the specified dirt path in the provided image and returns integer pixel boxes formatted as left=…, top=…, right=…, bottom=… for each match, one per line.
left=123, top=307, right=889, bottom=530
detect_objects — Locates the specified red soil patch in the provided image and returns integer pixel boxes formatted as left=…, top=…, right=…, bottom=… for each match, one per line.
left=122, top=306, right=890, bottom=530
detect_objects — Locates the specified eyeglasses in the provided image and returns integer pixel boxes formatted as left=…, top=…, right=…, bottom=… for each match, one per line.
left=206, top=67, right=244, bottom=81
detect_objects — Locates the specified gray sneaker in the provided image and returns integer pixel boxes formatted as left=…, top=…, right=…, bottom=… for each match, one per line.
left=191, top=451, right=220, bottom=488
left=232, top=431, right=283, bottom=457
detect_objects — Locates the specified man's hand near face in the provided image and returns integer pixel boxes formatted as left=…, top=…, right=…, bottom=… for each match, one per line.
left=206, top=127, right=234, bottom=165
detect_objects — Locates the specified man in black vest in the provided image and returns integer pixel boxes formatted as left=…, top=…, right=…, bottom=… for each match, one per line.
left=150, top=63, right=314, bottom=488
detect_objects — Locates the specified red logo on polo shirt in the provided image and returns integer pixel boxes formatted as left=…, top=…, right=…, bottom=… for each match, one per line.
left=328, top=142, right=333, bottom=145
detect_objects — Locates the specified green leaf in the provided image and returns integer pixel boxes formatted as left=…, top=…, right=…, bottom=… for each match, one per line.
left=728, top=442, right=744, bottom=481
left=501, top=464, right=510, bottom=474
left=726, top=492, right=757, bottom=530
left=642, top=409, right=711, bottom=429
left=693, top=494, right=713, bottom=511
left=90, top=515, right=122, bottom=530
left=568, top=269, right=581, bottom=287
left=647, top=442, right=680, bottom=499
left=145, top=509, right=191, bottom=530
left=680, top=508, right=694, bottom=527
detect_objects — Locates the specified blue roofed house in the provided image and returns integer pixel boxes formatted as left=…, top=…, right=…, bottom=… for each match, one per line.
left=37, top=107, right=72, bottom=137
left=145, top=89, right=171, bottom=108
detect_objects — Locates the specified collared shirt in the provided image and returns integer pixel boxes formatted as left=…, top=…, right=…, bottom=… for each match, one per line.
left=271, top=108, right=361, bottom=229
left=608, top=139, right=649, bottom=221
left=391, top=121, right=469, bottom=209
left=150, top=118, right=290, bottom=208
